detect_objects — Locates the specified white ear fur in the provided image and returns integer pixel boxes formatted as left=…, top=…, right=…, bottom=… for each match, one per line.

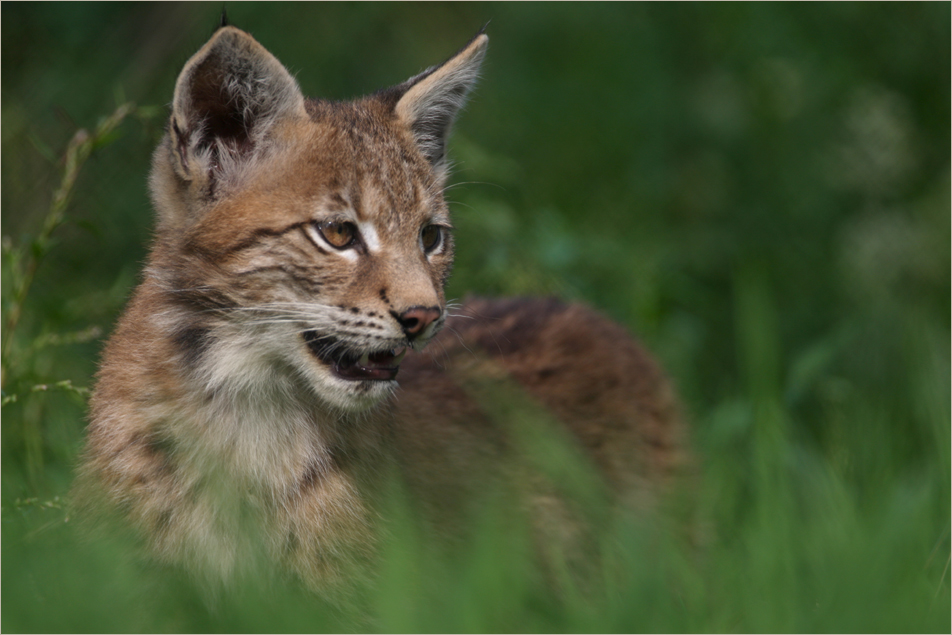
left=394, top=33, right=488, bottom=175
left=168, top=26, right=306, bottom=195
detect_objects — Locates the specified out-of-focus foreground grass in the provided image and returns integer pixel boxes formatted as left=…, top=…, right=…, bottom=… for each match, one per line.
left=2, top=3, right=949, bottom=632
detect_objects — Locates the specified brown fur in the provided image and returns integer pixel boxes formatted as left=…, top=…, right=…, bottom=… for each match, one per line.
left=76, top=25, right=685, bottom=600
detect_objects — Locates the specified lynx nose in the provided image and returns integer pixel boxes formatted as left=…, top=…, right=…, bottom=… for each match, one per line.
left=395, top=306, right=441, bottom=339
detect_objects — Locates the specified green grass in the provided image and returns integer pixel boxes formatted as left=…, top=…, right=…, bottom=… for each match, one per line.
left=2, top=3, right=949, bottom=632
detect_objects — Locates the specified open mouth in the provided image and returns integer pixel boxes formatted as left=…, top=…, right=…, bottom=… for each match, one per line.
left=302, top=331, right=407, bottom=381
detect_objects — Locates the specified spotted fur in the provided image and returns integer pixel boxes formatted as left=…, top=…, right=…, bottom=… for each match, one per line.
left=76, top=25, right=685, bottom=600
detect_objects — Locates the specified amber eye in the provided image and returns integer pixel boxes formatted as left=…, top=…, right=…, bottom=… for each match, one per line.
left=317, top=220, right=358, bottom=249
left=421, top=224, right=443, bottom=253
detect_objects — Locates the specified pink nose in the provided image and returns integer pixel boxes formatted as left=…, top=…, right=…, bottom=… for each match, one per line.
left=395, top=306, right=441, bottom=338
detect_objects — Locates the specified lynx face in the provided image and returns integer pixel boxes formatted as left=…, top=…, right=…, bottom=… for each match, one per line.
left=147, top=27, right=485, bottom=410
left=173, top=107, right=455, bottom=410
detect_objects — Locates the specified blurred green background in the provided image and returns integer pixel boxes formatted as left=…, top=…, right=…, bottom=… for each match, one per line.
left=2, top=2, right=949, bottom=632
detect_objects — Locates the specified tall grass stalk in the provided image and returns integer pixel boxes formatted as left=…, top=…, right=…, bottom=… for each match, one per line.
left=1, top=102, right=134, bottom=387
left=1, top=102, right=138, bottom=481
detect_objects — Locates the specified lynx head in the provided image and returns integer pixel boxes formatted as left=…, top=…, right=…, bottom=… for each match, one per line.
left=147, top=26, right=487, bottom=411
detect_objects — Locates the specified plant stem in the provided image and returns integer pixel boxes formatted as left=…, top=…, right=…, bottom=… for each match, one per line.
left=1, top=103, right=135, bottom=388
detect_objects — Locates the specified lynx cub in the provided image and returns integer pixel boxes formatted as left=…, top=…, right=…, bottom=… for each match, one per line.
left=78, top=24, right=684, bottom=596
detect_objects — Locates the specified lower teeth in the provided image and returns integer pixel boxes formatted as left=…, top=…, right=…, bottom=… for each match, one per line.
left=355, top=347, right=408, bottom=368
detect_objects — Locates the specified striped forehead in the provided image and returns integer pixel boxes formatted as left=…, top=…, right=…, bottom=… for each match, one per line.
left=302, top=101, right=445, bottom=225
left=316, top=178, right=446, bottom=236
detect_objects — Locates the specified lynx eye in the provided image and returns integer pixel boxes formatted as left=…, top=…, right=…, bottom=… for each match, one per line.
left=421, top=224, right=443, bottom=253
left=317, top=220, right=358, bottom=250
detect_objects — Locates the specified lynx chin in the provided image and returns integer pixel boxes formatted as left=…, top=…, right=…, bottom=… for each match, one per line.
left=76, top=23, right=686, bottom=599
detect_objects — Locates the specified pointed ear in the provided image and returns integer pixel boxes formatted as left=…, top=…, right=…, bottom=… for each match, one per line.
left=392, top=32, right=488, bottom=175
left=168, top=26, right=305, bottom=195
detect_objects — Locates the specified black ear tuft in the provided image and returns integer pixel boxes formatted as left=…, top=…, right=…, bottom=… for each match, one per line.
left=219, top=7, right=229, bottom=29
